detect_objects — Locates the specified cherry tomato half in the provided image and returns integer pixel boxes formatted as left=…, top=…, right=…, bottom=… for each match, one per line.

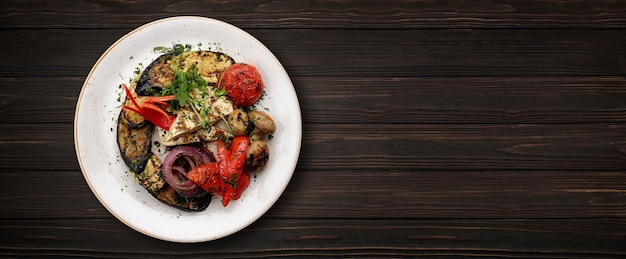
left=218, top=63, right=264, bottom=107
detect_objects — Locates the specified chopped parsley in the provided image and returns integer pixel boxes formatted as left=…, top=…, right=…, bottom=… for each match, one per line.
left=153, top=43, right=193, bottom=56
left=157, top=65, right=207, bottom=110
left=214, top=87, right=227, bottom=98
left=151, top=64, right=223, bottom=129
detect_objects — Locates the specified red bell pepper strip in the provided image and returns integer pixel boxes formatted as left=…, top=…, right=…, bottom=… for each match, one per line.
left=186, top=162, right=222, bottom=193
left=182, top=137, right=252, bottom=206
left=217, top=140, right=235, bottom=206
left=230, top=136, right=249, bottom=172
left=121, top=84, right=175, bottom=130
left=216, top=140, right=230, bottom=182
left=231, top=170, right=250, bottom=200
left=218, top=136, right=250, bottom=206
left=144, top=96, right=175, bottom=109
left=140, top=103, right=176, bottom=129
left=214, top=140, right=233, bottom=206
left=122, top=84, right=142, bottom=110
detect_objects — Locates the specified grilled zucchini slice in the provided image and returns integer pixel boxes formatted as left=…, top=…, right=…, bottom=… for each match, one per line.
left=171, top=51, right=235, bottom=84
left=135, top=153, right=165, bottom=193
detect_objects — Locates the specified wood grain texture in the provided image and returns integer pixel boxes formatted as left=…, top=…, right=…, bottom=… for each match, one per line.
left=1, top=29, right=625, bottom=77
left=3, top=76, right=626, bottom=125
left=1, top=123, right=625, bottom=172
left=1, top=169, right=624, bottom=219
left=0, top=219, right=624, bottom=257
left=296, top=76, right=626, bottom=124
left=1, top=0, right=625, bottom=256
left=2, top=0, right=626, bottom=29
left=299, top=123, right=626, bottom=171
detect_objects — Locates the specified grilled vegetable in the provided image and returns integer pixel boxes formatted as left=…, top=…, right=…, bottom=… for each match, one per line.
left=161, top=145, right=215, bottom=197
left=122, top=84, right=176, bottom=130
left=149, top=185, right=212, bottom=212
left=218, top=63, right=264, bottom=107
left=117, top=112, right=153, bottom=173
left=227, top=109, right=249, bottom=136
left=218, top=136, right=250, bottom=206
left=121, top=98, right=148, bottom=128
left=135, top=153, right=165, bottom=193
left=186, top=162, right=222, bottom=194
left=120, top=141, right=214, bottom=211
left=151, top=145, right=216, bottom=211
left=246, top=140, right=269, bottom=172
left=115, top=48, right=259, bottom=212
left=136, top=54, right=175, bottom=95
left=121, top=83, right=148, bottom=128
left=171, top=51, right=235, bottom=84
left=248, top=110, right=276, bottom=134
left=248, top=110, right=276, bottom=142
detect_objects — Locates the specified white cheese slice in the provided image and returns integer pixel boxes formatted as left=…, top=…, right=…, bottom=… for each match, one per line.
left=163, top=109, right=202, bottom=142
left=161, top=126, right=231, bottom=146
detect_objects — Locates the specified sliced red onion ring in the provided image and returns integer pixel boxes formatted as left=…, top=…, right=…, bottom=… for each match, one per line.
left=162, top=145, right=216, bottom=197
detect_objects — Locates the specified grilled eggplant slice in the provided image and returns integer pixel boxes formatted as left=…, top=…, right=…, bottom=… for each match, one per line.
left=118, top=50, right=234, bottom=212
left=134, top=153, right=211, bottom=211
left=121, top=96, right=148, bottom=128
left=118, top=111, right=212, bottom=211
left=136, top=51, right=235, bottom=95
left=117, top=112, right=153, bottom=173
left=151, top=186, right=212, bottom=211
left=136, top=54, right=175, bottom=95
left=171, top=51, right=235, bottom=84
left=135, top=153, right=165, bottom=192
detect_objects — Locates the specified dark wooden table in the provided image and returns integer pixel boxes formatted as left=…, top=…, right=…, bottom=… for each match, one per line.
left=2, top=1, right=626, bottom=257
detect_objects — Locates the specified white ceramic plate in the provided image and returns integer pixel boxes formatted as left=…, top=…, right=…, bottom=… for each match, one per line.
left=74, top=17, right=301, bottom=242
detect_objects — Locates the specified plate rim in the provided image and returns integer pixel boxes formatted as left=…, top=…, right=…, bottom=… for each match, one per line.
left=74, top=16, right=301, bottom=242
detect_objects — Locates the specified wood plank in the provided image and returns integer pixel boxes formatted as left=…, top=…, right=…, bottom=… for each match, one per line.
left=0, top=171, right=105, bottom=219
left=274, top=170, right=626, bottom=219
left=2, top=0, right=626, bottom=29
left=1, top=29, right=625, bottom=77
left=0, top=77, right=83, bottom=124
left=1, top=169, right=624, bottom=219
left=298, top=123, right=626, bottom=171
left=3, top=1, right=625, bottom=257
left=0, top=218, right=624, bottom=257
left=0, top=124, right=77, bottom=171
left=296, top=76, right=626, bottom=124
left=1, top=123, right=625, bottom=172
left=3, top=76, right=626, bottom=125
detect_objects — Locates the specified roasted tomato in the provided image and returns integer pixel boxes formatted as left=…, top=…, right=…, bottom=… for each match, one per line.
left=218, top=63, right=264, bottom=107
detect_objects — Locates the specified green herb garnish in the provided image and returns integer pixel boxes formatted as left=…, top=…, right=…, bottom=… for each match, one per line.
left=158, top=65, right=207, bottom=109
left=153, top=43, right=193, bottom=56
left=214, top=87, right=227, bottom=98
left=154, top=65, right=226, bottom=129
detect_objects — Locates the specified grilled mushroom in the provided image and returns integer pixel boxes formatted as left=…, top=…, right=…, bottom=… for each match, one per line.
left=227, top=109, right=249, bottom=136
left=246, top=140, right=270, bottom=172
left=248, top=110, right=276, bottom=134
